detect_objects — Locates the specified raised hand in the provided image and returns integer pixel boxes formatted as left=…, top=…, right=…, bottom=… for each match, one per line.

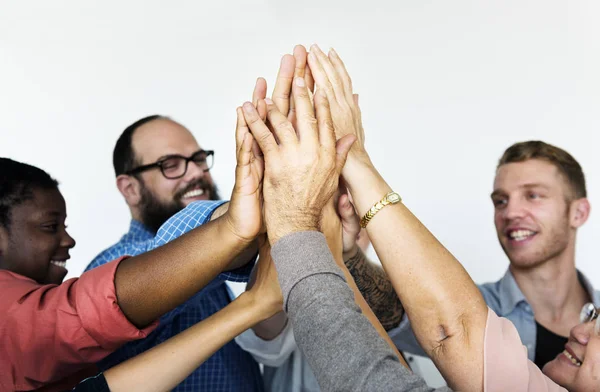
left=307, top=45, right=367, bottom=162
left=251, top=45, right=315, bottom=127
left=241, top=74, right=356, bottom=244
left=223, top=106, right=265, bottom=243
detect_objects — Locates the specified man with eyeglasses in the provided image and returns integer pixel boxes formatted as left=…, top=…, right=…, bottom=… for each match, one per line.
left=84, top=115, right=263, bottom=391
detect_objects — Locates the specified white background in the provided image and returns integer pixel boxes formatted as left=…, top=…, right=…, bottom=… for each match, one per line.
left=1, top=0, right=599, bottom=385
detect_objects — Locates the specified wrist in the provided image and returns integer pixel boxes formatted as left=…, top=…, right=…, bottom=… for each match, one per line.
left=219, top=211, right=256, bottom=248
left=267, top=210, right=320, bottom=244
left=343, top=244, right=359, bottom=262
left=241, top=289, right=282, bottom=320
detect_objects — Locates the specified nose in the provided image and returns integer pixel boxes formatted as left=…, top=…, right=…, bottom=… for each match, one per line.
left=502, top=198, right=526, bottom=222
left=570, top=321, right=594, bottom=345
left=61, top=229, right=76, bottom=250
left=181, top=159, right=207, bottom=183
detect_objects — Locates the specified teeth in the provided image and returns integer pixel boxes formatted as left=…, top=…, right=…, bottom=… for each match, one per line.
left=509, top=230, right=535, bottom=241
left=563, top=350, right=582, bottom=366
left=182, top=189, right=205, bottom=198
left=51, top=260, right=66, bottom=268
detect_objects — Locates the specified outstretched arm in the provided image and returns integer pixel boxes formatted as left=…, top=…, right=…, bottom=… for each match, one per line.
left=307, top=44, right=487, bottom=391
left=101, top=240, right=282, bottom=392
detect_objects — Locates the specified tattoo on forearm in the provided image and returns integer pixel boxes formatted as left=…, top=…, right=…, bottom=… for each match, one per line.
left=345, top=249, right=404, bottom=330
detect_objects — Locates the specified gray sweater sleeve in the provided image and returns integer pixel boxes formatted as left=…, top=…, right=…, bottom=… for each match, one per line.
left=271, top=231, right=451, bottom=392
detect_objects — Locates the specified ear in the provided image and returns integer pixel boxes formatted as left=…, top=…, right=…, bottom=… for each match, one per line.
left=570, top=197, right=591, bottom=229
left=116, top=174, right=143, bottom=207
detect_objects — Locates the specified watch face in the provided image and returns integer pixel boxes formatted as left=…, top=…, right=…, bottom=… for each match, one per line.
left=388, top=193, right=401, bottom=203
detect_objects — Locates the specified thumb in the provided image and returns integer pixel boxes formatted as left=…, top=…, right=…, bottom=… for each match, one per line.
left=335, top=134, right=356, bottom=174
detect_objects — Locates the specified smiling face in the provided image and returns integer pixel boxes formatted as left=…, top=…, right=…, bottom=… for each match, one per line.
left=543, top=319, right=600, bottom=391
left=0, top=187, right=76, bottom=285
left=491, top=159, right=577, bottom=269
left=130, top=119, right=219, bottom=231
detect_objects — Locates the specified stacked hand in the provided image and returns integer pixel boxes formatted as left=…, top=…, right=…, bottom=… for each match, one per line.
left=241, top=74, right=355, bottom=244
left=229, top=44, right=368, bottom=248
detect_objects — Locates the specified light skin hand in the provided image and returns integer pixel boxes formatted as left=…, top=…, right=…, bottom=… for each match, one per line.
left=241, top=75, right=355, bottom=245
left=251, top=45, right=315, bottom=128
left=307, top=45, right=369, bottom=165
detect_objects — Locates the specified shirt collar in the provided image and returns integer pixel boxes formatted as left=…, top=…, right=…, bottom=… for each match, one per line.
left=578, top=270, right=600, bottom=306
left=497, top=268, right=600, bottom=316
left=497, top=269, right=528, bottom=316
left=126, top=219, right=155, bottom=241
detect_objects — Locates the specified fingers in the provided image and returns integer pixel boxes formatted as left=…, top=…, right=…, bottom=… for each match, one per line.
left=288, top=45, right=308, bottom=124
left=241, top=102, right=277, bottom=155
left=265, top=99, right=298, bottom=145
left=328, top=48, right=354, bottom=104
left=235, top=107, right=255, bottom=180
left=235, top=106, right=250, bottom=156
left=252, top=77, right=267, bottom=107
left=272, top=54, right=295, bottom=115
left=257, top=98, right=267, bottom=122
left=307, top=50, right=335, bottom=104
left=305, top=63, right=315, bottom=93
left=292, top=76, right=318, bottom=143
left=309, top=45, right=346, bottom=104
left=353, top=93, right=365, bottom=142
left=252, top=78, right=268, bottom=121
left=334, top=134, right=357, bottom=175
left=313, top=89, right=336, bottom=149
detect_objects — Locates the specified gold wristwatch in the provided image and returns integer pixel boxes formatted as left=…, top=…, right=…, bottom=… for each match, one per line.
left=360, top=191, right=402, bottom=228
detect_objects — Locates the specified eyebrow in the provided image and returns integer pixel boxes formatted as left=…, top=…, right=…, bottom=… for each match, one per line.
left=490, top=183, right=550, bottom=198
left=39, top=211, right=63, bottom=218
left=155, top=150, right=204, bottom=162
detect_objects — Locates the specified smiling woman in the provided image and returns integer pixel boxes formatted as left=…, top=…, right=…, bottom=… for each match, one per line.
left=0, top=158, right=76, bottom=285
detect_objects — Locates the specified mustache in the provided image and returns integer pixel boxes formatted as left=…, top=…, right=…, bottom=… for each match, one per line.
left=175, top=178, right=213, bottom=200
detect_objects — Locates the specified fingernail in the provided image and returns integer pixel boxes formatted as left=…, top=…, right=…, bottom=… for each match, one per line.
left=264, top=98, right=273, bottom=105
left=243, top=102, right=253, bottom=112
left=329, top=48, right=338, bottom=58
left=310, top=44, right=319, bottom=52
left=295, top=77, right=305, bottom=87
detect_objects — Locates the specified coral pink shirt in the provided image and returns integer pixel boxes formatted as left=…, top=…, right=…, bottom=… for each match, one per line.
left=0, top=257, right=157, bottom=391
left=484, top=308, right=567, bottom=391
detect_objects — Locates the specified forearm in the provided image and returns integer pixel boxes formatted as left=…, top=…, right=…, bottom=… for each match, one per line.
left=273, top=232, right=430, bottom=391
left=343, top=155, right=486, bottom=390
left=344, top=248, right=404, bottom=330
left=104, top=292, right=271, bottom=392
left=334, top=249, right=408, bottom=367
left=115, top=215, right=251, bottom=328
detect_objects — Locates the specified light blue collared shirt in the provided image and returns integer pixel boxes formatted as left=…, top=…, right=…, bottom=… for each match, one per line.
left=389, top=269, right=600, bottom=362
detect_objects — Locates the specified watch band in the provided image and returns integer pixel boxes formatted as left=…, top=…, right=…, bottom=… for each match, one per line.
left=360, top=191, right=402, bottom=228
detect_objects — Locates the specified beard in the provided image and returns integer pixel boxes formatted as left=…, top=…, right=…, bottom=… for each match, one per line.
left=139, top=178, right=221, bottom=233
left=500, top=212, right=571, bottom=270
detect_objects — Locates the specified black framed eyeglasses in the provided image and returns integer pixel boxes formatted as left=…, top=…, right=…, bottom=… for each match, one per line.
left=126, top=150, right=214, bottom=179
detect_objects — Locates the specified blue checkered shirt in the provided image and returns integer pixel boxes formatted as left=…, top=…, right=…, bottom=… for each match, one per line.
left=85, top=200, right=264, bottom=392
